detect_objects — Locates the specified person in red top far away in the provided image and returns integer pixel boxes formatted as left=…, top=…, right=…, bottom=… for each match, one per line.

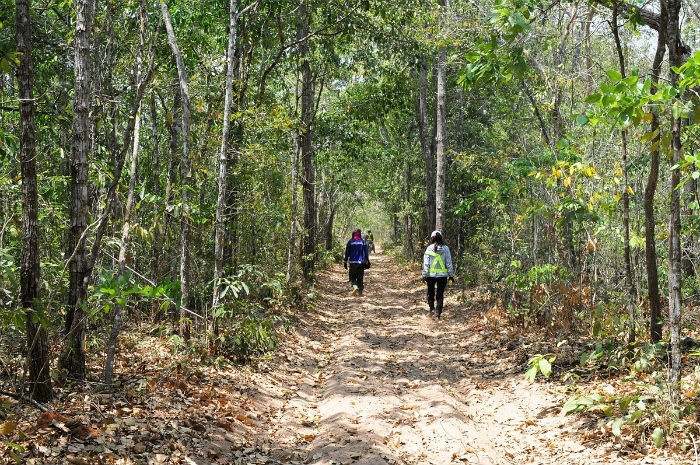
left=343, top=228, right=370, bottom=297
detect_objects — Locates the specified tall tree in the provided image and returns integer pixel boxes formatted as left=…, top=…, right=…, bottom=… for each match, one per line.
left=60, top=0, right=95, bottom=380
left=103, top=0, right=152, bottom=385
left=610, top=5, right=637, bottom=345
left=415, top=62, right=435, bottom=236
left=213, top=0, right=255, bottom=348
left=434, top=0, right=448, bottom=233
left=298, top=0, right=316, bottom=281
left=161, top=1, right=193, bottom=339
left=16, top=0, right=52, bottom=401
left=646, top=1, right=667, bottom=344
left=667, top=0, right=686, bottom=389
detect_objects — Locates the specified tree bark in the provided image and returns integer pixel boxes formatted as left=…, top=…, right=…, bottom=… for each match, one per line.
left=611, top=5, right=637, bottom=345
left=149, top=94, right=162, bottom=323
left=667, top=0, right=685, bottom=389
left=61, top=0, right=94, bottom=381
left=434, top=0, right=447, bottom=233
left=212, top=0, right=241, bottom=351
left=17, top=0, right=52, bottom=402
left=298, top=0, right=316, bottom=281
left=286, top=137, right=300, bottom=285
left=415, top=63, right=435, bottom=236
left=161, top=1, right=193, bottom=339
left=404, top=156, right=414, bottom=259
left=646, top=0, right=667, bottom=344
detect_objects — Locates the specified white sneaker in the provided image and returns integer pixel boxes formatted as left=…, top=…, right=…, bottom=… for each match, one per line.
left=351, top=285, right=359, bottom=296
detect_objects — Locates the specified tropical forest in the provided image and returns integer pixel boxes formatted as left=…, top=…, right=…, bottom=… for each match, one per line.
left=2, top=0, right=700, bottom=463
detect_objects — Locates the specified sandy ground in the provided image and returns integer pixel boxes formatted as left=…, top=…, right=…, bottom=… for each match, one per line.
left=206, top=250, right=689, bottom=465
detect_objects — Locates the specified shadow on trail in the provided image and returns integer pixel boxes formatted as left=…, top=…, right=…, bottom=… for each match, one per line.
left=299, top=251, right=531, bottom=465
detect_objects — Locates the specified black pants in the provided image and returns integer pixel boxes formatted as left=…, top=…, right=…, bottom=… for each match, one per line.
left=425, top=276, right=447, bottom=315
left=349, top=263, right=365, bottom=291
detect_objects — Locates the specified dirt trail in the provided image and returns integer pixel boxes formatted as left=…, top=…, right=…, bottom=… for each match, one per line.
left=218, top=251, right=682, bottom=465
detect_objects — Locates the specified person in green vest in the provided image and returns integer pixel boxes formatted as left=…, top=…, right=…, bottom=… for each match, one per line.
left=421, top=230, right=455, bottom=319
left=366, top=230, right=375, bottom=253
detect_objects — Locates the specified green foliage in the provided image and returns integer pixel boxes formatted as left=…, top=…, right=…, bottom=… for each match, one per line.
left=503, top=263, right=568, bottom=322
left=92, top=271, right=180, bottom=318
left=525, top=353, right=555, bottom=382
left=675, top=50, right=700, bottom=92
left=580, top=68, right=661, bottom=129
left=562, top=343, right=677, bottom=448
left=0, top=247, right=18, bottom=311
left=216, top=304, right=289, bottom=362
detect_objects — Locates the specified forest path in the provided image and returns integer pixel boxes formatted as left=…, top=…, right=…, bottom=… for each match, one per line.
left=231, top=250, right=650, bottom=465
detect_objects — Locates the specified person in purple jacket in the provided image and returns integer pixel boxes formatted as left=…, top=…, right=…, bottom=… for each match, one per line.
left=343, top=228, right=370, bottom=296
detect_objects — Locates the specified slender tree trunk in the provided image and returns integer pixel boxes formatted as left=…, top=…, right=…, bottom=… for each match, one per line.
left=666, top=0, right=685, bottom=389
left=17, top=0, right=52, bottom=402
left=646, top=1, right=667, bottom=344
left=298, top=0, right=316, bottom=281
left=611, top=5, right=637, bottom=345
left=161, top=1, right=193, bottom=339
left=61, top=0, right=94, bottom=381
left=149, top=93, right=162, bottom=323
left=103, top=1, right=149, bottom=384
left=286, top=138, right=300, bottom=285
left=622, top=129, right=637, bottom=344
left=404, top=155, right=414, bottom=259
left=212, top=0, right=240, bottom=351
left=416, top=63, right=435, bottom=236
left=434, top=0, right=447, bottom=233
left=163, top=83, right=181, bottom=327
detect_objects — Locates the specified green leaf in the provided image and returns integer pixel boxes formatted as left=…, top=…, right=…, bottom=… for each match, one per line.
left=576, top=114, right=589, bottom=126
left=611, top=417, right=625, bottom=436
left=538, top=358, right=552, bottom=377
left=583, top=93, right=601, bottom=104
left=525, top=364, right=538, bottom=382
left=606, top=69, right=622, bottom=83
left=562, top=394, right=604, bottom=414
left=652, top=427, right=665, bottom=447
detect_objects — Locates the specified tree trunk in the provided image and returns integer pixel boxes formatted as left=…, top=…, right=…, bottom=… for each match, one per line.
left=434, top=1, right=447, bottom=234
left=646, top=0, right=667, bottom=344
left=404, top=156, right=414, bottom=259
left=104, top=1, right=149, bottom=384
left=286, top=137, right=300, bottom=285
left=61, top=0, right=94, bottom=381
left=298, top=0, right=316, bottom=281
left=212, top=0, right=240, bottom=351
left=149, top=94, right=162, bottom=323
left=667, top=0, right=684, bottom=389
left=415, top=63, right=435, bottom=236
left=17, top=0, right=52, bottom=402
left=161, top=1, right=193, bottom=340
left=162, top=82, right=181, bottom=327
left=611, top=5, right=637, bottom=345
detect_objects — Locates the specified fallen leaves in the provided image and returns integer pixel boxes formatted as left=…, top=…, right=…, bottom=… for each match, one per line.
left=0, top=420, right=17, bottom=435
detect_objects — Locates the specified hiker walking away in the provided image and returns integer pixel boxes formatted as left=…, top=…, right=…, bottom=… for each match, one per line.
left=366, top=230, right=375, bottom=254
left=422, top=230, right=455, bottom=318
left=344, top=228, right=370, bottom=296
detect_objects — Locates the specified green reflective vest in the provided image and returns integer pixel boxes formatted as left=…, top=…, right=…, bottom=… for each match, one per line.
left=426, top=250, right=447, bottom=274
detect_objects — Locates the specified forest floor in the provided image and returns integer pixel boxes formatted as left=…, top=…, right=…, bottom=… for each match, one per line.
left=0, top=250, right=693, bottom=464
